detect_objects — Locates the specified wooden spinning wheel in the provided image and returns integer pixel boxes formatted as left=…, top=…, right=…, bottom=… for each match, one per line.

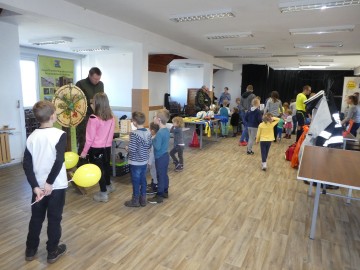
left=52, top=84, right=87, bottom=127
left=53, top=84, right=88, bottom=194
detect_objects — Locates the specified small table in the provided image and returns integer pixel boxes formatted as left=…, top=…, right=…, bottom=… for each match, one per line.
left=297, top=145, right=360, bottom=239
left=111, top=135, right=129, bottom=177
left=183, top=118, right=219, bottom=149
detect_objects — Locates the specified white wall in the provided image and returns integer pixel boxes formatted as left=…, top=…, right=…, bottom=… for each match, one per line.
left=148, top=71, right=169, bottom=106
left=170, top=68, right=204, bottom=106
left=213, top=68, right=242, bottom=109
left=0, top=21, right=25, bottom=165
left=354, top=66, right=360, bottom=75
left=82, top=53, right=133, bottom=108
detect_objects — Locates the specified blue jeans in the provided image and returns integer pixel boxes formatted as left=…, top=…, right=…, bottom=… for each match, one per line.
left=260, top=141, right=271, bottom=162
left=130, top=164, right=148, bottom=197
left=26, top=189, right=66, bottom=252
left=155, top=153, right=169, bottom=195
left=350, top=122, right=360, bottom=137
left=239, top=110, right=249, bottom=142
left=221, top=121, right=229, bottom=136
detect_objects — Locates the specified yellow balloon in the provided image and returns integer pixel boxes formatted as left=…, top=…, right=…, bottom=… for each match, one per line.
left=64, top=152, right=79, bottom=169
left=73, top=164, right=101, bottom=187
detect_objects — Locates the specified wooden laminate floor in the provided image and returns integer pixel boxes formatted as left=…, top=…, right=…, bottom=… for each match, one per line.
left=1, top=135, right=360, bottom=270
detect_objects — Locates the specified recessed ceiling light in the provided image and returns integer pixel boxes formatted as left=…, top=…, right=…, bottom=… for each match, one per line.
left=279, top=0, right=360, bottom=13
left=224, top=45, right=266, bottom=50
left=215, top=53, right=273, bottom=58
left=299, top=58, right=334, bottom=63
left=29, top=37, right=73, bottom=46
left=299, top=64, right=330, bottom=69
left=237, top=53, right=273, bottom=58
left=72, top=46, right=110, bottom=53
left=250, top=60, right=280, bottom=63
left=205, top=32, right=253, bottom=39
left=294, top=42, right=343, bottom=49
left=170, top=9, right=235, bottom=23
left=289, top=25, right=355, bottom=35
left=297, top=51, right=338, bottom=56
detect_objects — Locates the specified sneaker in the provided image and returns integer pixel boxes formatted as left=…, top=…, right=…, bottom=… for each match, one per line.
left=240, top=141, right=248, bottom=146
left=106, top=184, right=116, bottom=194
left=146, top=185, right=157, bottom=195
left=247, top=151, right=254, bottom=155
left=124, top=196, right=140, bottom=207
left=93, top=191, right=109, bottom=202
left=148, top=195, right=163, bottom=204
left=175, top=164, right=183, bottom=172
left=47, top=244, right=66, bottom=264
left=262, top=162, right=267, bottom=171
left=162, top=192, right=169, bottom=199
left=25, top=248, right=37, bottom=261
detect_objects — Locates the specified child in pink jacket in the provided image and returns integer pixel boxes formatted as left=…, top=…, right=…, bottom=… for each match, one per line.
left=81, top=93, right=115, bottom=202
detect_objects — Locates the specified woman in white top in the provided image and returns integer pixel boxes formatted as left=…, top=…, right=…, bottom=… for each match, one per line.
left=264, top=91, right=283, bottom=117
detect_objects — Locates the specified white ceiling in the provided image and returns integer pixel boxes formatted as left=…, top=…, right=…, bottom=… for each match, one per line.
left=1, top=0, right=360, bottom=70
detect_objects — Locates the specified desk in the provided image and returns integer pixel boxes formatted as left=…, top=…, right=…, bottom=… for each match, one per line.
left=297, top=145, right=360, bottom=239
left=183, top=118, right=220, bottom=149
left=111, top=135, right=129, bottom=177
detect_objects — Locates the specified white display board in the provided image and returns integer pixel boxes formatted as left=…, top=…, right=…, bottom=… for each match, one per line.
left=341, top=77, right=360, bottom=112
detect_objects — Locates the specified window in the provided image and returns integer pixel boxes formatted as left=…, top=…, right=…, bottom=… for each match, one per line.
left=20, top=59, right=37, bottom=107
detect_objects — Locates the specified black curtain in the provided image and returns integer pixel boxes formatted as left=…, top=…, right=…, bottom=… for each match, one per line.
left=242, top=64, right=354, bottom=110
left=241, top=64, right=268, bottom=100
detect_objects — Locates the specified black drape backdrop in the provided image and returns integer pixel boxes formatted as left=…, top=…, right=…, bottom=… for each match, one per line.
left=241, top=64, right=268, bottom=99
left=241, top=64, right=354, bottom=110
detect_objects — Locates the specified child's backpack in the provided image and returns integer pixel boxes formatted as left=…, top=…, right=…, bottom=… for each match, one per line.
left=285, top=143, right=297, bottom=161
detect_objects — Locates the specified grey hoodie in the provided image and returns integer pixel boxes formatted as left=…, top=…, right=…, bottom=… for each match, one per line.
left=239, top=91, right=256, bottom=111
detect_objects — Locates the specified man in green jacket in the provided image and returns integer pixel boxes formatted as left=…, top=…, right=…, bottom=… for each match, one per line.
left=195, top=85, right=211, bottom=112
left=76, top=67, right=104, bottom=154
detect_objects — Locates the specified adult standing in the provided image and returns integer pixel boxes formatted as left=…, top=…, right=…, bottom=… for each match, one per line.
left=219, top=87, right=231, bottom=105
left=341, top=95, right=360, bottom=136
left=295, top=85, right=311, bottom=142
left=238, top=85, right=256, bottom=146
left=263, top=91, right=283, bottom=141
left=289, top=99, right=297, bottom=134
left=195, top=85, right=211, bottom=112
left=76, top=67, right=104, bottom=154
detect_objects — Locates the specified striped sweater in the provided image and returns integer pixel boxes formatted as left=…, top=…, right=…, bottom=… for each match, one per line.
left=128, top=128, right=152, bottom=165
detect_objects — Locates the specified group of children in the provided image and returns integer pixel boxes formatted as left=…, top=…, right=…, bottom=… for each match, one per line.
left=125, top=109, right=185, bottom=206
left=238, top=97, right=295, bottom=171
left=23, top=94, right=185, bottom=264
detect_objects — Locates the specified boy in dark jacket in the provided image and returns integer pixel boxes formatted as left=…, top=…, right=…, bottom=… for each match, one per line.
left=239, top=85, right=256, bottom=146
left=230, top=107, right=240, bottom=137
left=245, top=98, right=262, bottom=154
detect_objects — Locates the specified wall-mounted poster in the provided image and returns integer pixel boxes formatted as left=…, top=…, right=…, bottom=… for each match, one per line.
left=38, top=56, right=74, bottom=101
left=38, top=56, right=77, bottom=151
left=341, top=77, right=360, bottom=112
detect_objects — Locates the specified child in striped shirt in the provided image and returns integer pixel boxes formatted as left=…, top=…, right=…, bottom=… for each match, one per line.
left=124, top=111, right=152, bottom=207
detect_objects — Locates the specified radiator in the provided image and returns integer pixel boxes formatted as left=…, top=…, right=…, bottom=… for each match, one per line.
left=0, top=133, right=11, bottom=164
